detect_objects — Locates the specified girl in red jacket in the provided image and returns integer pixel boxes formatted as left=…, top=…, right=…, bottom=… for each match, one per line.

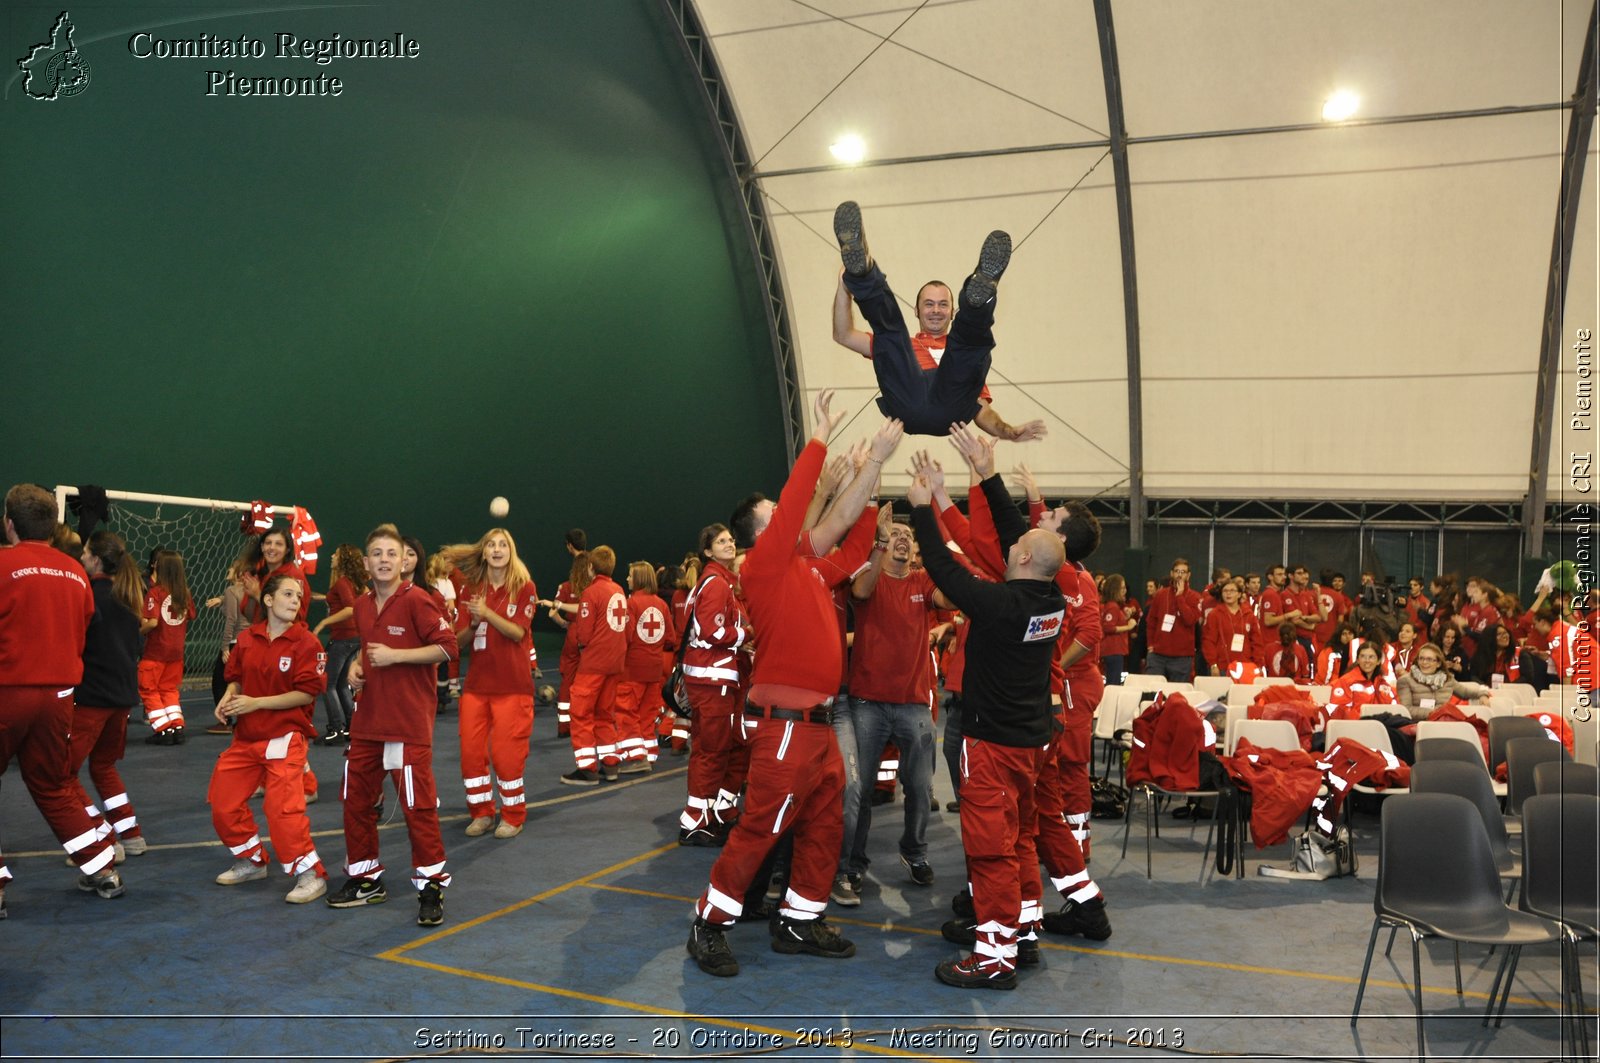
left=140, top=549, right=195, bottom=744
left=616, top=562, right=677, bottom=773
left=1327, top=641, right=1399, bottom=721
left=445, top=529, right=539, bottom=839
left=209, top=575, right=328, bottom=903
left=677, top=524, right=750, bottom=844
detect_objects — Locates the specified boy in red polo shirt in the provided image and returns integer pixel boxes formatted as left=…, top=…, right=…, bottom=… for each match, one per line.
left=328, top=524, right=458, bottom=927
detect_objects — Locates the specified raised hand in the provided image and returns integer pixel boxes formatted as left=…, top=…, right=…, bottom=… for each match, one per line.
left=868, top=418, right=904, bottom=464
left=1011, top=463, right=1040, bottom=502
left=906, top=471, right=933, bottom=508
left=1009, top=420, right=1048, bottom=443
left=812, top=388, right=846, bottom=443
left=949, top=422, right=996, bottom=479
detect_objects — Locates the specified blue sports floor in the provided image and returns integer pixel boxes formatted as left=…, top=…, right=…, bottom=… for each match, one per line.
left=0, top=688, right=1591, bottom=1062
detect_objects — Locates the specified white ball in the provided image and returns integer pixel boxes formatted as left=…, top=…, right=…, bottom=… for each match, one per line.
left=489, top=496, right=510, bottom=518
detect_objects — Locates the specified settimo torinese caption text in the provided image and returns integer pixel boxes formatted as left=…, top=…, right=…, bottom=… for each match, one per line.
left=128, top=31, right=420, bottom=96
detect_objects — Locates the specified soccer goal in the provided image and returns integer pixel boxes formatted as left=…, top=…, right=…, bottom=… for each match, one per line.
left=54, top=486, right=307, bottom=688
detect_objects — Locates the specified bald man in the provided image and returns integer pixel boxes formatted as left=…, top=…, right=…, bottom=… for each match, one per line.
left=907, top=454, right=1064, bottom=991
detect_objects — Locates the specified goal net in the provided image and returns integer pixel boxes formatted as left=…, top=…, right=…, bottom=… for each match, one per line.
left=54, top=486, right=306, bottom=689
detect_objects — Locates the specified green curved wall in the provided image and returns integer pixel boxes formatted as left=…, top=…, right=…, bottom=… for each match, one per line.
left=3, top=0, right=787, bottom=638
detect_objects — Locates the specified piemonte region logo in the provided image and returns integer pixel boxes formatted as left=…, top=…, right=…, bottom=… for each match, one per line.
left=18, top=11, right=91, bottom=100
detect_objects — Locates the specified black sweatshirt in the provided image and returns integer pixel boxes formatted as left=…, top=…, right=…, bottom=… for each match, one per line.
left=78, top=577, right=141, bottom=710
left=910, top=474, right=1063, bottom=748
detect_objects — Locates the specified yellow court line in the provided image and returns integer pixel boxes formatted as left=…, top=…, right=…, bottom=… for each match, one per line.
left=381, top=842, right=682, bottom=956
left=582, top=882, right=1578, bottom=1011
left=3, top=765, right=686, bottom=860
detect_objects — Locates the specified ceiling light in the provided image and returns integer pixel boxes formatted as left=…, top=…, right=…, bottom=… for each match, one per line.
left=829, top=134, right=866, bottom=165
left=1321, top=90, right=1360, bottom=122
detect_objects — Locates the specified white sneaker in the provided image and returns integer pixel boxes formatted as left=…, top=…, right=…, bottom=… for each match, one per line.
left=285, top=870, right=327, bottom=904
left=216, top=858, right=269, bottom=886
left=120, top=835, right=148, bottom=856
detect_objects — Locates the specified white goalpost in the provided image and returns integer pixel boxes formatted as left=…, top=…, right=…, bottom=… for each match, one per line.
left=54, top=486, right=307, bottom=688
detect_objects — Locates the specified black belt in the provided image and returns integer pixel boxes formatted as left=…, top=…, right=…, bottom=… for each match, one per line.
left=744, top=701, right=833, bottom=725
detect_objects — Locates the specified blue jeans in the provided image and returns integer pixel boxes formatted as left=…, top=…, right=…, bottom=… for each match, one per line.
left=941, top=691, right=964, bottom=800
left=832, top=697, right=864, bottom=874
left=844, top=698, right=935, bottom=874
left=318, top=638, right=360, bottom=732
left=1146, top=651, right=1191, bottom=683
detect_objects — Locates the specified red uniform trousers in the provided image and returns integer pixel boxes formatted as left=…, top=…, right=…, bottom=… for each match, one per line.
left=1060, top=692, right=1098, bottom=857
left=68, top=706, right=142, bottom=841
left=1033, top=727, right=1101, bottom=908
left=0, top=686, right=117, bottom=881
left=680, top=683, right=749, bottom=832
left=341, top=738, right=450, bottom=890
left=138, top=659, right=185, bottom=733
left=555, top=636, right=579, bottom=735
left=614, top=680, right=664, bottom=765
left=567, top=671, right=620, bottom=771
left=958, top=737, right=1048, bottom=971
left=458, top=692, right=533, bottom=826
left=208, top=733, right=323, bottom=876
left=695, top=716, right=843, bottom=925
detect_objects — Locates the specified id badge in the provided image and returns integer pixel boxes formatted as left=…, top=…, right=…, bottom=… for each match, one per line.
left=1161, top=614, right=1176, bottom=633
left=265, top=734, right=291, bottom=760
left=1230, top=633, right=1245, bottom=653
left=474, top=621, right=489, bottom=652
left=1420, top=698, right=1435, bottom=710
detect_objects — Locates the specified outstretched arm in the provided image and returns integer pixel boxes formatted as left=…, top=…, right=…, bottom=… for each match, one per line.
left=975, top=402, right=1046, bottom=443
left=811, top=418, right=903, bottom=554
left=833, top=270, right=873, bottom=357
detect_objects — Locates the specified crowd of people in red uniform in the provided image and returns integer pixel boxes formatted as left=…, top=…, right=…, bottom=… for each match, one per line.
left=1102, top=560, right=1598, bottom=710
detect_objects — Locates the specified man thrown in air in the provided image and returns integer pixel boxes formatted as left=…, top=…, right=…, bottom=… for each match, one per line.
left=831, top=200, right=1045, bottom=443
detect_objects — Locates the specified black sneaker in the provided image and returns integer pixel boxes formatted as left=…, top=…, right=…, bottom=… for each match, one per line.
left=1042, top=896, right=1112, bottom=941
left=687, top=919, right=739, bottom=977
left=1018, top=934, right=1041, bottom=967
left=900, top=855, right=934, bottom=886
left=833, top=200, right=872, bottom=276
left=559, top=769, right=600, bottom=787
left=326, top=876, right=386, bottom=908
left=318, top=729, right=342, bottom=746
left=946, top=799, right=960, bottom=812
left=416, top=882, right=444, bottom=927
left=829, top=873, right=861, bottom=907
left=735, top=898, right=775, bottom=925
left=77, top=870, right=125, bottom=899
left=170, top=726, right=187, bottom=745
left=677, top=827, right=723, bottom=847
left=960, top=230, right=1011, bottom=309
left=935, top=954, right=1017, bottom=991
left=601, top=764, right=620, bottom=783
left=770, top=915, right=855, bottom=958
left=951, top=889, right=975, bottom=919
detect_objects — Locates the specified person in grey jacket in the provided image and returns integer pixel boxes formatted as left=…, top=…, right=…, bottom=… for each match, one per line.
left=1395, top=641, right=1490, bottom=720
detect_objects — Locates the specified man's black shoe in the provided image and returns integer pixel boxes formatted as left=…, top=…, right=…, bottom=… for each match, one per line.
left=1042, top=896, right=1112, bottom=941
left=961, top=230, right=1011, bottom=309
left=901, top=855, right=934, bottom=886
left=941, top=918, right=977, bottom=947
left=951, top=889, right=974, bottom=919
left=833, top=201, right=872, bottom=276
left=687, top=919, right=739, bottom=977
left=677, top=827, right=723, bottom=847
left=770, top=915, right=854, bottom=958
left=416, top=882, right=445, bottom=927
